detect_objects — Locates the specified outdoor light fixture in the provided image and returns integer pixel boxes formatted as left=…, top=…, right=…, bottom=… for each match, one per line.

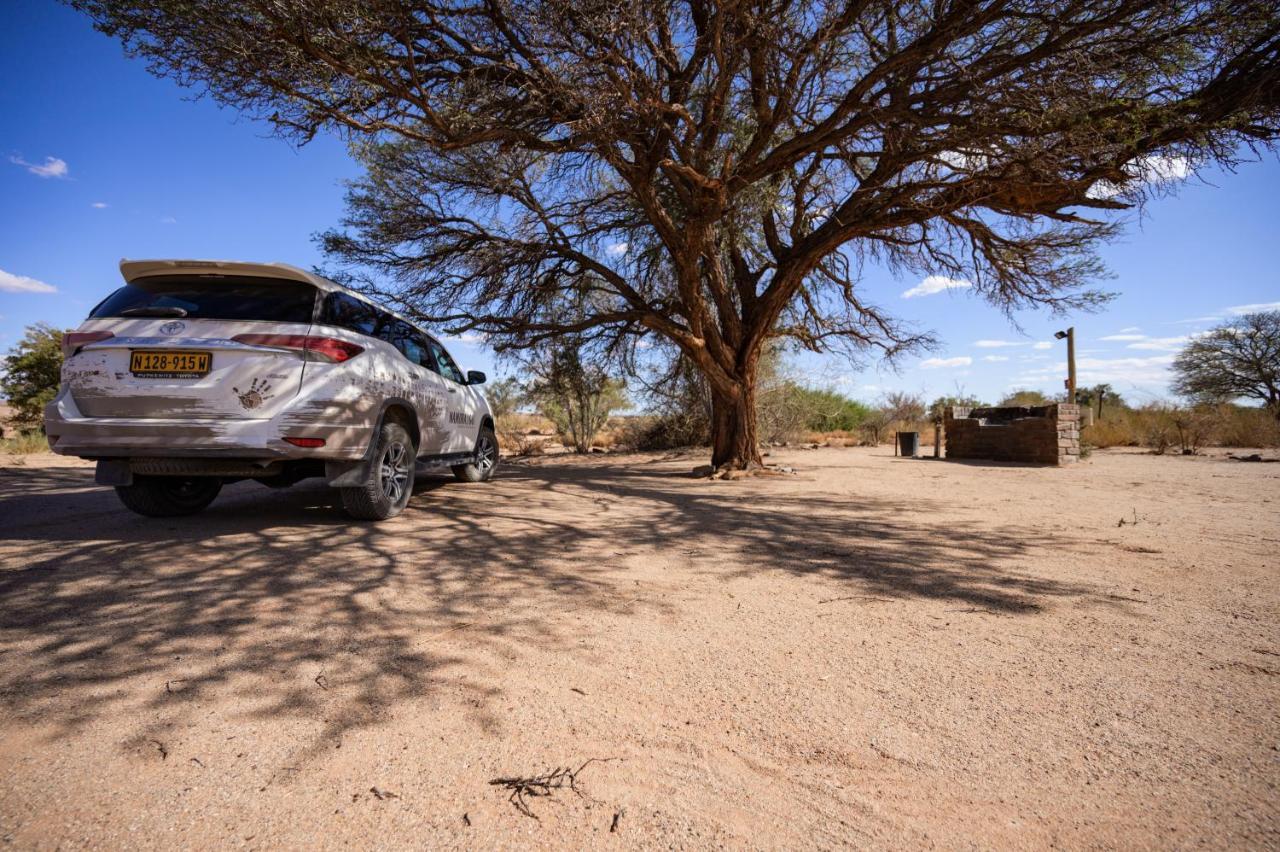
left=1056, top=327, right=1077, bottom=404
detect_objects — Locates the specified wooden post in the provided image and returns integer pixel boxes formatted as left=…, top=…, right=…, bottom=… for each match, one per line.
left=1066, top=326, right=1077, bottom=405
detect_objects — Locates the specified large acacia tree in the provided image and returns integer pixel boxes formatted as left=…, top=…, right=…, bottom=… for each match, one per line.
left=74, top=0, right=1280, bottom=467
left=1173, top=311, right=1280, bottom=418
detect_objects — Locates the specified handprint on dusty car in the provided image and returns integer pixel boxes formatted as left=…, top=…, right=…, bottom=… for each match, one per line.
left=233, top=378, right=274, bottom=410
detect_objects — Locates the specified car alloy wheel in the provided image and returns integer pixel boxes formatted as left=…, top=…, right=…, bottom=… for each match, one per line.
left=475, top=435, right=496, bottom=474
left=380, top=440, right=410, bottom=503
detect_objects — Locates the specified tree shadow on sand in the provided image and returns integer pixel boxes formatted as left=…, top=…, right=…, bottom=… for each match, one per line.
left=0, top=456, right=1098, bottom=758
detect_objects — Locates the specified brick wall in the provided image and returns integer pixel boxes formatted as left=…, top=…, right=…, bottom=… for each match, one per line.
left=943, top=404, right=1080, bottom=465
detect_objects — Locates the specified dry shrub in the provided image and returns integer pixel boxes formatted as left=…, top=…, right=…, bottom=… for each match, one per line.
left=1171, top=407, right=1218, bottom=454
left=623, top=412, right=709, bottom=451
left=860, top=419, right=933, bottom=446
left=856, top=392, right=927, bottom=445
left=497, top=430, right=547, bottom=456
left=1082, top=415, right=1138, bottom=448
left=1214, top=405, right=1280, bottom=448
left=1081, top=402, right=1278, bottom=452
left=589, top=417, right=637, bottom=450
left=495, top=412, right=557, bottom=455
left=1141, top=404, right=1177, bottom=454
left=756, top=382, right=812, bottom=444
left=802, top=429, right=859, bottom=446
left=1, top=431, right=49, bottom=454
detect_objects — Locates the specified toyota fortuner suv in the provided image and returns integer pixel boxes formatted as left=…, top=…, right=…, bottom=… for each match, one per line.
left=45, top=259, right=497, bottom=521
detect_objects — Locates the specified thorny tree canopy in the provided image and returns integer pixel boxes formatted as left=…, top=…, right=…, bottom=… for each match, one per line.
left=72, top=0, right=1280, bottom=463
left=1172, top=311, right=1280, bottom=417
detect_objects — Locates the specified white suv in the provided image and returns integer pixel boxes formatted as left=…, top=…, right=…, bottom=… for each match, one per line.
left=45, top=259, right=497, bottom=520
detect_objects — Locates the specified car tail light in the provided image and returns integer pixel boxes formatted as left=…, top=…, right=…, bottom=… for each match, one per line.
left=284, top=437, right=326, bottom=448
left=62, top=331, right=114, bottom=356
left=230, top=334, right=364, bottom=363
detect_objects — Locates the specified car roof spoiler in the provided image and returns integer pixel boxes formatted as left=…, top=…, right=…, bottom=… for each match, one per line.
left=119, top=259, right=331, bottom=288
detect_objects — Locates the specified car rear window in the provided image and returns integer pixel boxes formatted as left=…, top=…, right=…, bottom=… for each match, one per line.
left=90, top=275, right=317, bottom=323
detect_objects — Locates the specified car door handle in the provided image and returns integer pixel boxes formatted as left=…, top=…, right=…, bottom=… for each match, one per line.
left=448, top=387, right=458, bottom=393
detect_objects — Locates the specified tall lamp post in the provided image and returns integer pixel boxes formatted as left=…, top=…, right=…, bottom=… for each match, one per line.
left=1054, top=327, right=1076, bottom=405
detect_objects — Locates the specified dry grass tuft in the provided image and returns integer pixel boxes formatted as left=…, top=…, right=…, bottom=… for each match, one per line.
left=0, top=432, right=49, bottom=455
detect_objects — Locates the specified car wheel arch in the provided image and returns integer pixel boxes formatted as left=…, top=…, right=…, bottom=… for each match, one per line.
left=376, top=398, right=421, bottom=453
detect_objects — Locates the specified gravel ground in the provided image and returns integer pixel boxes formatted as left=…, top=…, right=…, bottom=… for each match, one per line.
left=0, top=446, right=1276, bottom=849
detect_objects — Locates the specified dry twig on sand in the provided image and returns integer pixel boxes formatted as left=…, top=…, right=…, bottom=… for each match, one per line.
left=489, top=757, right=617, bottom=819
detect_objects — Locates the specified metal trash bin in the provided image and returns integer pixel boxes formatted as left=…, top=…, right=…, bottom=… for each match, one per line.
left=897, top=431, right=920, bottom=458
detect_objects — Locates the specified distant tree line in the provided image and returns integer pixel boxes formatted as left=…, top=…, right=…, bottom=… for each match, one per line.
left=5, top=312, right=1277, bottom=455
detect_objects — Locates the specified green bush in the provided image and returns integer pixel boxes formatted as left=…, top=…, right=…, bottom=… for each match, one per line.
left=998, top=388, right=1052, bottom=407
left=793, top=387, right=871, bottom=432
left=1, top=323, right=65, bottom=430
left=524, top=346, right=629, bottom=452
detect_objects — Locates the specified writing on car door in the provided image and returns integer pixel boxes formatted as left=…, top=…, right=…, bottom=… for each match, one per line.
left=426, top=338, right=478, bottom=453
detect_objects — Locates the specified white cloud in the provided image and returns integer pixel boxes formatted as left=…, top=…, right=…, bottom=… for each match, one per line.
left=1087, top=154, right=1192, bottom=200
left=1127, top=336, right=1188, bottom=351
left=0, top=268, right=58, bottom=294
left=9, top=155, right=69, bottom=179
left=1119, top=326, right=1141, bottom=333
left=901, top=275, right=971, bottom=299
left=920, top=355, right=972, bottom=369
left=160, top=216, right=178, bottom=224
left=937, top=149, right=990, bottom=173
left=91, top=201, right=108, bottom=209
left=973, top=339, right=1027, bottom=348
left=1141, top=154, right=1193, bottom=182
left=981, top=355, right=1009, bottom=362
left=1018, top=354, right=1175, bottom=386
left=1168, top=303, right=1279, bottom=325
left=444, top=332, right=486, bottom=346
left=606, top=241, right=629, bottom=257
left=1226, top=302, right=1280, bottom=315
left=1099, top=333, right=1146, bottom=342
left=1031, top=341, right=1054, bottom=350
left=1076, top=354, right=1177, bottom=384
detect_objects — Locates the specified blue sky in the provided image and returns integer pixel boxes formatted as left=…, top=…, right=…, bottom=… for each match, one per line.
left=2, top=2, right=1277, bottom=406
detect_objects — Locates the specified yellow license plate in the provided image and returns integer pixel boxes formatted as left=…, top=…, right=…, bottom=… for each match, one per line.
left=129, top=350, right=211, bottom=377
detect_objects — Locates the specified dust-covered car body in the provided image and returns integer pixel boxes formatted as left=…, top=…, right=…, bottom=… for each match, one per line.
left=45, top=259, right=497, bottom=519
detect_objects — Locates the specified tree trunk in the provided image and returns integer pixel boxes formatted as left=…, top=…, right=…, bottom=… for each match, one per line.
left=709, top=379, right=763, bottom=470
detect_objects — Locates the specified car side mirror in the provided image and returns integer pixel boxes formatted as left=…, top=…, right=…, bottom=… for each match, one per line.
left=466, top=370, right=487, bottom=385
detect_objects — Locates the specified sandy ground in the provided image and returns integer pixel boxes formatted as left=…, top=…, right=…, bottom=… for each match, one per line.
left=0, top=446, right=1276, bottom=850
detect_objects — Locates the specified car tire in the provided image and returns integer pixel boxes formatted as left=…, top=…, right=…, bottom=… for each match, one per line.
left=114, top=475, right=222, bottom=517
left=452, top=426, right=499, bottom=483
left=340, top=421, right=416, bottom=520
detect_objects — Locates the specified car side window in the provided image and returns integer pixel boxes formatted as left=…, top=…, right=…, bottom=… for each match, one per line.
left=401, top=327, right=432, bottom=369
left=322, top=292, right=379, bottom=337
left=377, top=316, right=431, bottom=366
left=426, top=339, right=466, bottom=385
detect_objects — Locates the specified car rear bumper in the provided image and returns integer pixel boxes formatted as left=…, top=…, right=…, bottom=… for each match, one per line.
left=43, top=388, right=370, bottom=461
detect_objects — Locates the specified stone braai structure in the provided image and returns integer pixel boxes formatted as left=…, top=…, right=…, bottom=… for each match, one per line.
left=943, top=404, right=1080, bottom=465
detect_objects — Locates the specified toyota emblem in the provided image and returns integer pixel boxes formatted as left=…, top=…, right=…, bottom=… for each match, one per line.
left=159, top=320, right=187, bottom=336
